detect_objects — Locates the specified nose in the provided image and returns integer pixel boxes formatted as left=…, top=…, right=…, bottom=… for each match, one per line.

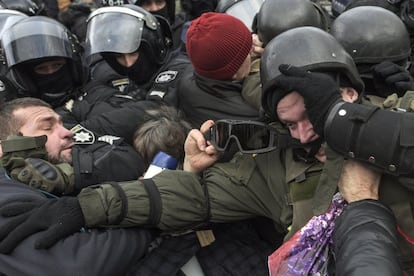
left=297, top=120, right=314, bottom=144
left=44, top=65, right=57, bottom=74
left=146, top=3, right=159, bottom=11
left=117, top=53, right=138, bottom=68
left=59, top=124, right=73, bottom=140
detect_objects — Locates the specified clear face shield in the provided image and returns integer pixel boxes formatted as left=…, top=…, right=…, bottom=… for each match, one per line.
left=217, top=0, right=264, bottom=31
left=0, top=10, right=28, bottom=38
left=1, top=17, right=74, bottom=67
left=84, top=6, right=157, bottom=57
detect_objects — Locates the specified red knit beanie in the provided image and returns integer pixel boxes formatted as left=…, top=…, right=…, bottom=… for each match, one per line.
left=186, top=12, right=253, bottom=80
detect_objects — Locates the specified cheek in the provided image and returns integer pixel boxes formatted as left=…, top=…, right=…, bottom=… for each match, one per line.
left=45, top=139, right=58, bottom=154
left=300, top=120, right=311, bottom=130
left=288, top=129, right=300, bottom=139
left=115, top=56, right=126, bottom=67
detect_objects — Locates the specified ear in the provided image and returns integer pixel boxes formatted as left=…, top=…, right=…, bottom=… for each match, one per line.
left=0, top=142, right=3, bottom=158
left=340, top=87, right=359, bottom=103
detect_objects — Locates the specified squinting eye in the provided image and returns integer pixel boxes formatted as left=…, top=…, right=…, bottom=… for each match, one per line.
left=285, top=123, right=297, bottom=129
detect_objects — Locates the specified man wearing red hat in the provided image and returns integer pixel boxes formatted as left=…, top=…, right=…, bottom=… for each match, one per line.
left=178, top=12, right=261, bottom=128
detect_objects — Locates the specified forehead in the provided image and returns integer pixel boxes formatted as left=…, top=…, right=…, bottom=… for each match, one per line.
left=143, top=0, right=165, bottom=4
left=13, top=106, right=58, bottom=125
left=276, top=92, right=306, bottom=121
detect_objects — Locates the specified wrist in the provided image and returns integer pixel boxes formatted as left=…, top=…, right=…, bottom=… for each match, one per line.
left=183, top=157, right=200, bottom=174
left=342, top=188, right=379, bottom=203
left=77, top=189, right=106, bottom=227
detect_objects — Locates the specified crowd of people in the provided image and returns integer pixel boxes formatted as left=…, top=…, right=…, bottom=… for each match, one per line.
left=0, top=0, right=413, bottom=275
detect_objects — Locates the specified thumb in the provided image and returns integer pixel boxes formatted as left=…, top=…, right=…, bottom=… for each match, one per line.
left=279, top=64, right=308, bottom=77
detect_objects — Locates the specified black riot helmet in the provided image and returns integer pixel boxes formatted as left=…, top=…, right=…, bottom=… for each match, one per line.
left=85, top=5, right=172, bottom=84
left=1, top=16, right=85, bottom=105
left=330, top=6, right=411, bottom=66
left=0, top=0, right=44, bottom=16
left=256, top=0, right=328, bottom=47
left=261, top=26, right=364, bottom=120
left=134, top=0, right=175, bottom=24
left=343, top=0, right=399, bottom=15
left=331, top=0, right=399, bottom=18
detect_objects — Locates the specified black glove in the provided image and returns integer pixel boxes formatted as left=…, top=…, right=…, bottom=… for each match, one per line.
left=0, top=197, right=85, bottom=254
left=276, top=64, right=342, bottom=136
left=372, top=61, right=414, bottom=97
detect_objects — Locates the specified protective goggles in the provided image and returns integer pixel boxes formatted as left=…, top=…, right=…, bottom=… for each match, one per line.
left=204, top=119, right=289, bottom=154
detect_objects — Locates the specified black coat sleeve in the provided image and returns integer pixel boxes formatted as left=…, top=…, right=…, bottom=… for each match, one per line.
left=334, top=200, right=402, bottom=276
left=80, top=100, right=161, bottom=145
left=71, top=140, right=146, bottom=191
left=0, top=179, right=153, bottom=276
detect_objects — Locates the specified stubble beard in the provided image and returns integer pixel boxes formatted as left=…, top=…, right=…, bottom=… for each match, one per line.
left=48, top=151, right=72, bottom=165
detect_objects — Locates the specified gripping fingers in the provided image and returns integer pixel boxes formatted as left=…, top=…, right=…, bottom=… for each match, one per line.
left=16, top=167, right=34, bottom=183
left=0, top=201, right=40, bottom=217
left=279, top=64, right=308, bottom=77
left=0, top=215, right=32, bottom=254
left=373, top=61, right=400, bottom=77
left=385, top=72, right=411, bottom=84
left=275, top=74, right=305, bottom=93
left=34, top=223, right=72, bottom=249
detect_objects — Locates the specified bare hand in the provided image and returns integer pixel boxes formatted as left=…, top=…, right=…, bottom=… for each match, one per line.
left=251, top=34, right=264, bottom=59
left=183, top=120, right=220, bottom=174
left=338, top=160, right=381, bottom=203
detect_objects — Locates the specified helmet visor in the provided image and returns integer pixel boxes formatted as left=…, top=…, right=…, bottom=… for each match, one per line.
left=2, top=19, right=73, bottom=66
left=85, top=9, right=145, bottom=57
left=225, top=0, right=264, bottom=31
left=0, top=11, right=28, bottom=38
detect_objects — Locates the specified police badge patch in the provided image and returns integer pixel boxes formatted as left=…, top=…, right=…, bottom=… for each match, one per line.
left=71, top=124, right=95, bottom=144
left=155, top=71, right=178, bottom=83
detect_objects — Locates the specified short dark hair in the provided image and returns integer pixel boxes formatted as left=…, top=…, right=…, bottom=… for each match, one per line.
left=0, top=97, right=51, bottom=140
left=133, top=105, right=192, bottom=167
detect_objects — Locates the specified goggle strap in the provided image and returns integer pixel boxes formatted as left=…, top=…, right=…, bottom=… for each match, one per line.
left=275, top=133, right=290, bottom=149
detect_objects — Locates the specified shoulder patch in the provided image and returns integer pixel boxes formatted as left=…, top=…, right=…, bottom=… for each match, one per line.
left=98, top=135, right=121, bottom=145
left=65, top=99, right=75, bottom=112
left=148, top=90, right=166, bottom=98
left=155, top=71, right=178, bottom=83
left=111, top=78, right=130, bottom=92
left=71, top=124, right=95, bottom=145
left=0, top=80, right=5, bottom=92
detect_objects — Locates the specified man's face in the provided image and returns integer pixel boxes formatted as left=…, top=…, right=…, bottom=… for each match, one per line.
left=115, top=52, right=139, bottom=68
left=275, top=88, right=358, bottom=162
left=33, top=58, right=66, bottom=75
left=276, top=91, right=326, bottom=162
left=141, top=0, right=166, bottom=11
left=233, top=53, right=252, bottom=81
left=14, top=106, right=74, bottom=164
